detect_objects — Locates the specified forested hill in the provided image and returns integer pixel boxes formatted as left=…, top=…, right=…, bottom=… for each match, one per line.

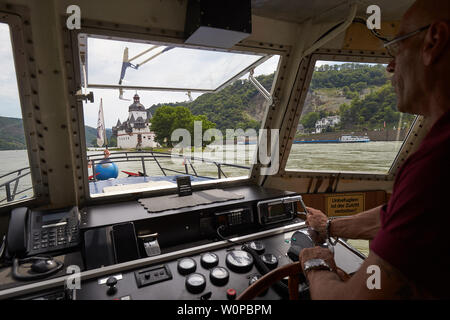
left=310, top=63, right=388, bottom=90
left=0, top=116, right=113, bottom=150
left=146, top=62, right=412, bottom=135
left=147, top=73, right=275, bottom=133
left=301, top=63, right=415, bottom=131
left=0, top=117, right=26, bottom=150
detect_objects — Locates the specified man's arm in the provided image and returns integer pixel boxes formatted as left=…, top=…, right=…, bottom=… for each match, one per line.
left=306, top=205, right=382, bottom=240
left=301, top=247, right=425, bottom=299
left=329, top=205, right=382, bottom=240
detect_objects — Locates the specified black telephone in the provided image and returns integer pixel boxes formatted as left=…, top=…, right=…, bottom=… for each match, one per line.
left=6, top=206, right=80, bottom=258
left=5, top=206, right=80, bottom=280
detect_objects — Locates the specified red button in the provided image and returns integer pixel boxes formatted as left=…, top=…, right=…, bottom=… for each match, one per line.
left=227, top=288, right=236, bottom=300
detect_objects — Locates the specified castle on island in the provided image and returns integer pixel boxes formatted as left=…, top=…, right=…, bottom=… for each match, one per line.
left=112, top=94, right=159, bottom=149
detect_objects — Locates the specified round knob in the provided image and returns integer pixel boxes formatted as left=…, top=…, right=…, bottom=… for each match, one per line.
left=185, top=273, right=206, bottom=294
left=249, top=241, right=265, bottom=255
left=225, top=250, right=254, bottom=273
left=200, top=252, right=219, bottom=269
left=178, top=258, right=197, bottom=275
left=226, top=288, right=237, bottom=300
left=106, top=276, right=118, bottom=295
left=210, top=267, right=229, bottom=286
left=261, top=253, right=278, bottom=270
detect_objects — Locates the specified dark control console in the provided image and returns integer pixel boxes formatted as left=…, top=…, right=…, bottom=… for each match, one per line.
left=5, top=186, right=365, bottom=300
left=74, top=228, right=365, bottom=300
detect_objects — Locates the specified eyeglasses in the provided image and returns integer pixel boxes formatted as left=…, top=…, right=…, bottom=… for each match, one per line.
left=383, top=24, right=430, bottom=57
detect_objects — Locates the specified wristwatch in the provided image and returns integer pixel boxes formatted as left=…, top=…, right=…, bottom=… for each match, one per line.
left=326, top=217, right=338, bottom=246
left=303, top=258, right=332, bottom=274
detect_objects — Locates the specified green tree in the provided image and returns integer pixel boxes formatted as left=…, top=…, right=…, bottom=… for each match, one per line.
left=150, top=105, right=216, bottom=147
left=300, top=112, right=320, bottom=130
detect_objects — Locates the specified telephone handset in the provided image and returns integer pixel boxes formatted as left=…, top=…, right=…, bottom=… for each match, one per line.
left=6, top=207, right=29, bottom=257
left=5, top=206, right=80, bottom=280
left=6, top=206, right=80, bottom=258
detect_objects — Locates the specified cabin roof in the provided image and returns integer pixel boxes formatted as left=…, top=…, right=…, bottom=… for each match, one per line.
left=252, top=0, right=414, bottom=23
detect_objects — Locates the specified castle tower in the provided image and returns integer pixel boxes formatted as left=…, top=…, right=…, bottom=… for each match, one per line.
left=112, top=93, right=159, bottom=149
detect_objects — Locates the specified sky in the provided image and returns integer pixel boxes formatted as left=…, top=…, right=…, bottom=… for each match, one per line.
left=84, top=37, right=281, bottom=129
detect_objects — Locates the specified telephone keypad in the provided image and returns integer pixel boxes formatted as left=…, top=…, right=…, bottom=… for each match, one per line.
left=31, top=224, right=79, bottom=254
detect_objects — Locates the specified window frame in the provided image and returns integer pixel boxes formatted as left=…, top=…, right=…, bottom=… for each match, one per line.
left=278, top=50, right=420, bottom=181
left=63, top=19, right=288, bottom=205
left=0, top=7, right=48, bottom=211
left=82, top=33, right=273, bottom=94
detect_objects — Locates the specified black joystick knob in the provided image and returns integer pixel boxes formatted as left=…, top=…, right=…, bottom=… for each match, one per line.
left=106, top=276, right=118, bottom=295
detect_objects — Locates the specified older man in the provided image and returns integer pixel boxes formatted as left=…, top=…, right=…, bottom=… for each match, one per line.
left=300, top=0, right=450, bottom=299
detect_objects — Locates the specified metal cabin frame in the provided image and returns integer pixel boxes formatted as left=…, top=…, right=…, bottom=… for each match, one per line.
left=0, top=0, right=426, bottom=214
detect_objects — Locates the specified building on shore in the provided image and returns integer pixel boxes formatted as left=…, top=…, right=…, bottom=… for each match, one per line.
left=315, top=115, right=340, bottom=133
left=112, top=94, right=159, bottom=149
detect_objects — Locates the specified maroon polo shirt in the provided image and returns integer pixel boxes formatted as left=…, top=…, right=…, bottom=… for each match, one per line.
left=370, top=110, right=450, bottom=298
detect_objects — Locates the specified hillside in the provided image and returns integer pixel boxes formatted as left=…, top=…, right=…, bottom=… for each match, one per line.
left=84, top=126, right=114, bottom=147
left=146, top=63, right=411, bottom=136
left=0, top=116, right=113, bottom=150
left=299, top=63, right=415, bottom=133
left=147, top=73, right=274, bottom=133
left=0, top=117, right=26, bottom=150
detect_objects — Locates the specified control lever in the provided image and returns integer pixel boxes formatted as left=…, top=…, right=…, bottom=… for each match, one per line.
left=138, top=233, right=161, bottom=257
left=106, top=276, right=118, bottom=295
left=298, top=196, right=336, bottom=253
left=242, top=244, right=302, bottom=299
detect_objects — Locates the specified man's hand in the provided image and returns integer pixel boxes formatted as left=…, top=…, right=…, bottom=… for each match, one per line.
left=300, top=246, right=350, bottom=282
left=305, top=207, right=328, bottom=238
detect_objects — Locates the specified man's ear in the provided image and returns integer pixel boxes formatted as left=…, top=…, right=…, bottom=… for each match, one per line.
left=422, top=21, right=449, bottom=66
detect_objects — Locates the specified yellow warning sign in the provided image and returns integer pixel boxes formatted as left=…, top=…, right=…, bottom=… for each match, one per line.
left=327, top=193, right=365, bottom=216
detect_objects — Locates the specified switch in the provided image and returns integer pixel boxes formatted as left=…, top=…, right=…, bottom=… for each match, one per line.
left=135, top=264, right=172, bottom=288
left=106, top=277, right=118, bottom=295
left=226, top=288, right=236, bottom=300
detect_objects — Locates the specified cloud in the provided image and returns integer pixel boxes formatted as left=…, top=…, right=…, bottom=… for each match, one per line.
left=87, top=37, right=268, bottom=90
left=84, top=37, right=280, bottom=128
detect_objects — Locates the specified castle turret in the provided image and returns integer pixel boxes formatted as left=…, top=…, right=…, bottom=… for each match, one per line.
left=115, top=93, right=159, bottom=149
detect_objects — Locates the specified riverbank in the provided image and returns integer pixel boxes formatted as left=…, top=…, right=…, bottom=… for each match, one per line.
left=87, top=147, right=173, bottom=153
left=295, top=129, right=408, bottom=142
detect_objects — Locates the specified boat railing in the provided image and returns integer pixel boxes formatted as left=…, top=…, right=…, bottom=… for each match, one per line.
left=0, top=167, right=32, bottom=204
left=87, top=150, right=249, bottom=182
left=0, top=151, right=250, bottom=203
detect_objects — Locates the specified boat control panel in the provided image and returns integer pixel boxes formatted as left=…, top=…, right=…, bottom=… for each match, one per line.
left=0, top=185, right=365, bottom=300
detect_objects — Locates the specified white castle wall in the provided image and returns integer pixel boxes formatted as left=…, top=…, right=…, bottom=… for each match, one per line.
left=114, top=94, right=159, bottom=149
left=117, top=128, right=158, bottom=149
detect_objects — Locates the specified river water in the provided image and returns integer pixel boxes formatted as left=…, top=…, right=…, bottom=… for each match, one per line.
left=0, top=141, right=403, bottom=204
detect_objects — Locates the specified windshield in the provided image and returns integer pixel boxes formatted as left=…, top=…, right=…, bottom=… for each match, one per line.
left=81, top=35, right=280, bottom=198
left=85, top=36, right=269, bottom=92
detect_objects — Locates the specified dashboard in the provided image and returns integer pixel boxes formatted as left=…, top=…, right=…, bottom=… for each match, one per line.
left=0, top=185, right=365, bottom=300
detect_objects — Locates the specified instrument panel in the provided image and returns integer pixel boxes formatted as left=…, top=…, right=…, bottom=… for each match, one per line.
left=0, top=186, right=365, bottom=300
left=74, top=228, right=364, bottom=300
